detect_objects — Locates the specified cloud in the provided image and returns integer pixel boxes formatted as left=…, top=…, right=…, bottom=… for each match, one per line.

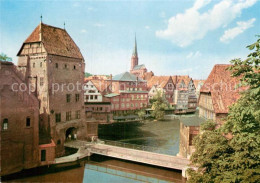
left=159, top=11, right=166, bottom=18
left=73, top=2, right=79, bottom=7
left=145, top=26, right=150, bottom=29
left=186, top=51, right=202, bottom=59
left=94, top=23, right=105, bottom=27
left=156, top=0, right=257, bottom=47
left=220, top=18, right=256, bottom=43
left=80, top=29, right=87, bottom=33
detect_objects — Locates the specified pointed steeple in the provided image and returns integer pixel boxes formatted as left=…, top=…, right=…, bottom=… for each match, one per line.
left=132, top=34, right=138, bottom=57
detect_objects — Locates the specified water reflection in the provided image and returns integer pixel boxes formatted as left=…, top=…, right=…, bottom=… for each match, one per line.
left=98, top=119, right=180, bottom=155
left=3, top=165, right=85, bottom=182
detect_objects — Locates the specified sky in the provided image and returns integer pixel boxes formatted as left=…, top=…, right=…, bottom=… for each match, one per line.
left=0, top=0, right=259, bottom=79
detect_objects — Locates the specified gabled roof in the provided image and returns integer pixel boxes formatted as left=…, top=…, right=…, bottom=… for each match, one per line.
left=171, top=75, right=191, bottom=86
left=147, top=76, right=172, bottom=89
left=133, top=64, right=146, bottom=70
left=200, top=64, right=243, bottom=114
left=17, top=23, right=84, bottom=59
left=91, top=79, right=111, bottom=93
left=112, top=72, right=145, bottom=82
left=193, top=80, right=205, bottom=89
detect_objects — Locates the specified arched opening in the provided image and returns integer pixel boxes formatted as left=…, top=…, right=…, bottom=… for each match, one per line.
left=65, top=127, right=77, bottom=141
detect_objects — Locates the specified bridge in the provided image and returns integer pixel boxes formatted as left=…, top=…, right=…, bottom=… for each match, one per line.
left=62, top=140, right=191, bottom=177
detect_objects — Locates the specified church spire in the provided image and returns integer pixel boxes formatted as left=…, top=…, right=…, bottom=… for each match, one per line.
left=133, top=34, right=138, bottom=57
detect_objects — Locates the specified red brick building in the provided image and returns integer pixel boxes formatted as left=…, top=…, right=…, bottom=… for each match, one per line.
left=129, top=36, right=154, bottom=80
left=0, top=61, right=54, bottom=176
left=16, top=22, right=89, bottom=157
left=105, top=72, right=149, bottom=113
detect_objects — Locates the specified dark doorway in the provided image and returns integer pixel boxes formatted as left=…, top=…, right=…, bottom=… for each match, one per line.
left=65, top=127, right=77, bottom=140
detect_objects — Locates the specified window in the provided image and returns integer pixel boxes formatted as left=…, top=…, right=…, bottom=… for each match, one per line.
left=40, top=77, right=44, bottom=86
left=55, top=113, right=61, bottom=122
left=75, top=110, right=80, bottom=119
left=40, top=62, right=42, bottom=67
left=33, top=63, right=35, bottom=68
left=64, top=64, right=67, bottom=69
left=75, top=94, right=80, bottom=102
left=66, top=94, right=71, bottom=103
left=95, top=95, right=98, bottom=100
left=55, top=63, right=58, bottom=68
left=26, top=117, right=31, bottom=127
left=41, top=150, right=46, bottom=162
left=66, top=111, right=71, bottom=121
left=90, top=95, right=93, bottom=100
left=121, top=103, right=125, bottom=108
left=74, top=65, right=76, bottom=70
left=2, top=119, right=8, bottom=130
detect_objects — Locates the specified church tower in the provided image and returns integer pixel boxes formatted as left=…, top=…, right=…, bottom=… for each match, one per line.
left=131, top=35, right=138, bottom=70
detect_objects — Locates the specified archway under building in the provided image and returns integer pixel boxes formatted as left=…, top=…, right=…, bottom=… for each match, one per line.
left=65, top=127, right=77, bottom=141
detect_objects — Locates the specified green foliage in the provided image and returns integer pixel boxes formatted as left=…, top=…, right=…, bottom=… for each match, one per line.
left=200, top=120, right=216, bottom=131
left=0, top=53, right=12, bottom=61
left=188, top=38, right=260, bottom=183
left=151, top=91, right=168, bottom=120
left=85, top=72, right=92, bottom=77
left=137, top=110, right=146, bottom=120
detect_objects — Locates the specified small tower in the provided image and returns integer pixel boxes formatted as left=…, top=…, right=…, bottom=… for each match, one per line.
left=131, top=35, right=138, bottom=71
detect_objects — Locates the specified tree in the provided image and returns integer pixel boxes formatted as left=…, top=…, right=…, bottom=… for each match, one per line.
left=187, top=37, right=260, bottom=183
left=151, top=91, right=168, bottom=120
left=137, top=110, right=146, bottom=121
left=0, top=53, right=12, bottom=61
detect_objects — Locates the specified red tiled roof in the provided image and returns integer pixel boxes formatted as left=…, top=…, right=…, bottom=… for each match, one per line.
left=147, top=76, right=172, bottom=89
left=200, top=64, right=243, bottom=114
left=171, top=75, right=191, bottom=89
left=18, top=23, right=83, bottom=59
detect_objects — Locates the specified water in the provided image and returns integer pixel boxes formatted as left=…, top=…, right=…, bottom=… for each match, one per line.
left=4, top=118, right=184, bottom=182
left=98, top=118, right=180, bottom=155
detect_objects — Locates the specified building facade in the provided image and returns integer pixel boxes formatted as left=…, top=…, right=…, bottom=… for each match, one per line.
left=199, top=64, right=242, bottom=125
left=106, top=72, right=149, bottom=114
left=0, top=61, right=54, bottom=176
left=16, top=22, right=89, bottom=157
left=147, top=76, right=175, bottom=104
left=178, top=116, right=205, bottom=159
left=84, top=79, right=112, bottom=123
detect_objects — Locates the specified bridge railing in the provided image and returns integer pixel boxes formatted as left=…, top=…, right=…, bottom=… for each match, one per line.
left=99, top=139, right=176, bottom=155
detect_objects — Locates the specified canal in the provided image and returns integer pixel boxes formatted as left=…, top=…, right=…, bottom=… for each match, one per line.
left=4, top=117, right=186, bottom=183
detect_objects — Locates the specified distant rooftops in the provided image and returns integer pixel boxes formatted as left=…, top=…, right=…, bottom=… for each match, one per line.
left=112, top=72, right=145, bottom=82
left=133, top=64, right=146, bottom=70
left=0, top=61, right=13, bottom=65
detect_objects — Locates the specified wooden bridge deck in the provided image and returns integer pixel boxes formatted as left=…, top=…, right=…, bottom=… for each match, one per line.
left=64, top=140, right=190, bottom=171
left=90, top=144, right=190, bottom=170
